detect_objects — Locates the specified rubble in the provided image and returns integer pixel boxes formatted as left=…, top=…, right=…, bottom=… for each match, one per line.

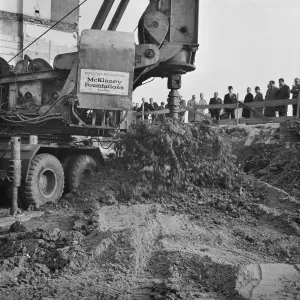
left=116, top=120, right=242, bottom=193
left=0, top=121, right=300, bottom=299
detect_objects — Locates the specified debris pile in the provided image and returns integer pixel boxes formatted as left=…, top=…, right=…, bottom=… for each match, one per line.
left=239, top=122, right=300, bottom=198
left=0, top=222, right=94, bottom=290
left=0, top=121, right=300, bottom=299
left=280, top=119, right=300, bottom=141
left=116, top=120, right=241, bottom=194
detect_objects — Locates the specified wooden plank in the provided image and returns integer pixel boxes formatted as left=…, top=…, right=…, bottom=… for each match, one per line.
left=238, top=101, right=270, bottom=122
left=193, top=99, right=298, bottom=110
left=217, top=119, right=237, bottom=126
left=194, top=103, right=236, bottom=109
left=182, top=105, right=215, bottom=122
left=136, top=108, right=185, bottom=116
left=243, top=99, right=297, bottom=107
left=267, top=116, right=296, bottom=122
left=136, top=99, right=298, bottom=116
left=245, top=116, right=296, bottom=125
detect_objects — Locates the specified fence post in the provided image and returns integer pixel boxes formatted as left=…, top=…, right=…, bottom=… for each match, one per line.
left=142, top=103, right=144, bottom=121
left=236, top=93, right=239, bottom=125
left=297, top=92, right=300, bottom=119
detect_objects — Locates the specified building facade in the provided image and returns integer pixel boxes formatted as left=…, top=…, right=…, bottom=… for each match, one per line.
left=0, top=0, right=79, bottom=66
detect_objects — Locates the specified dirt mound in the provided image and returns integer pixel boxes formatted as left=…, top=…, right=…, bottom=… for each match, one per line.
left=1, top=163, right=300, bottom=299
left=241, top=139, right=300, bottom=198
left=0, top=226, right=88, bottom=289
left=1, top=122, right=300, bottom=299
left=116, top=120, right=241, bottom=193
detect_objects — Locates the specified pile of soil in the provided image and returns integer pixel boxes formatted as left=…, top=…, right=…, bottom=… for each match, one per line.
left=116, top=120, right=242, bottom=193
left=237, top=121, right=300, bottom=198
left=0, top=121, right=300, bottom=300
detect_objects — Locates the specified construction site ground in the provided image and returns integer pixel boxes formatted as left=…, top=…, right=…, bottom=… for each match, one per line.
left=1, top=122, right=300, bottom=300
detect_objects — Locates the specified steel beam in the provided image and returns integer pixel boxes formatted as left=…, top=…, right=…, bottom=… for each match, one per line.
left=0, top=70, right=69, bottom=84
left=9, top=137, right=21, bottom=215
left=107, top=0, right=131, bottom=31
left=91, top=0, right=116, bottom=30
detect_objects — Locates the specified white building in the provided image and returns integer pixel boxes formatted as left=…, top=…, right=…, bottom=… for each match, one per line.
left=0, top=0, right=79, bottom=66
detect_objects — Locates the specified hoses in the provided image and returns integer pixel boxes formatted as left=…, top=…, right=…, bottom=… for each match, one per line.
left=0, top=93, right=72, bottom=125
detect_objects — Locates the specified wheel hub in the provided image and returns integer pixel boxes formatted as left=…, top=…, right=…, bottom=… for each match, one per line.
left=39, top=169, right=57, bottom=198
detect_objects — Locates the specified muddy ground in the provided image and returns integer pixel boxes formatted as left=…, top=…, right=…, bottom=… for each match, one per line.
left=0, top=123, right=300, bottom=300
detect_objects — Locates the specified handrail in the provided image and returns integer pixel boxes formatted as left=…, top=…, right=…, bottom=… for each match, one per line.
left=135, top=98, right=299, bottom=116
left=193, top=98, right=299, bottom=110
left=133, top=95, right=300, bottom=125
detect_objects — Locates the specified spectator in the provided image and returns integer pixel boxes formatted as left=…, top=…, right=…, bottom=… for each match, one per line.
left=209, top=92, right=222, bottom=120
left=253, top=86, right=264, bottom=114
left=265, top=80, right=278, bottom=117
left=137, top=97, right=150, bottom=119
left=149, top=98, right=155, bottom=111
left=158, top=102, right=165, bottom=110
left=199, top=93, right=207, bottom=114
left=224, top=86, right=237, bottom=119
left=179, top=96, right=187, bottom=122
left=242, top=87, right=254, bottom=118
left=150, top=98, right=159, bottom=110
left=187, top=95, right=197, bottom=122
left=132, top=103, right=138, bottom=111
left=275, top=78, right=290, bottom=117
left=196, top=93, right=207, bottom=121
left=290, top=78, right=300, bottom=116
left=149, top=98, right=156, bottom=121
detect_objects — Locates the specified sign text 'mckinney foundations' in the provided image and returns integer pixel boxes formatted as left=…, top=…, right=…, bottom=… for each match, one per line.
left=80, top=69, right=130, bottom=96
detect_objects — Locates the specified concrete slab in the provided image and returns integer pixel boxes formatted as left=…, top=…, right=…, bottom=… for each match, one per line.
left=236, top=264, right=300, bottom=300
left=0, top=211, right=44, bottom=228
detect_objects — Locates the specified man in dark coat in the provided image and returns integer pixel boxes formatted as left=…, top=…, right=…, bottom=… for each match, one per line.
left=209, top=92, right=222, bottom=120
left=137, top=97, right=151, bottom=119
left=224, top=86, right=237, bottom=119
left=265, top=80, right=278, bottom=117
left=149, top=98, right=157, bottom=121
left=253, top=86, right=264, bottom=114
left=242, top=87, right=254, bottom=118
left=158, top=102, right=165, bottom=110
left=275, top=78, right=290, bottom=117
left=290, top=78, right=300, bottom=116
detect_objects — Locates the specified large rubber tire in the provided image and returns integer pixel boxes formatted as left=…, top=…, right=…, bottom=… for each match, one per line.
left=23, top=154, right=64, bottom=207
left=60, top=155, right=74, bottom=170
left=64, top=155, right=97, bottom=192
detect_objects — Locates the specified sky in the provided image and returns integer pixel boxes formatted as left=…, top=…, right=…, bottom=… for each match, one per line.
left=79, top=0, right=300, bottom=113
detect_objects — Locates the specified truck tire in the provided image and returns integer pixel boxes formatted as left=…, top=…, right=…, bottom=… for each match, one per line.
left=60, top=155, right=74, bottom=170
left=23, top=154, right=64, bottom=207
left=65, top=155, right=97, bottom=192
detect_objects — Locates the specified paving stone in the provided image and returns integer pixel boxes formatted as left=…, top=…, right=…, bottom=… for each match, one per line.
left=236, top=264, right=300, bottom=300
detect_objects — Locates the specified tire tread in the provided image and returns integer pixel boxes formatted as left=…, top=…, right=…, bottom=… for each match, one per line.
left=23, top=153, right=64, bottom=207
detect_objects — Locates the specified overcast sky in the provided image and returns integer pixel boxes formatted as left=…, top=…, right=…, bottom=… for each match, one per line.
left=79, top=0, right=300, bottom=109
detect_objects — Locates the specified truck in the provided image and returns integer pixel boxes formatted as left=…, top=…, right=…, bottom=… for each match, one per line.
left=0, top=0, right=199, bottom=213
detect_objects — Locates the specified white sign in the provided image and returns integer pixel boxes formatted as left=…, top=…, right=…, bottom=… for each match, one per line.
left=80, top=69, right=130, bottom=96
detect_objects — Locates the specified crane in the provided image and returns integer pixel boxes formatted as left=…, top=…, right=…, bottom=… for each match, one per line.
left=0, top=0, right=199, bottom=213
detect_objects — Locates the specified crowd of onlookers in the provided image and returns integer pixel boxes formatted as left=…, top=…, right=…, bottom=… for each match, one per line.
left=133, top=78, right=300, bottom=122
